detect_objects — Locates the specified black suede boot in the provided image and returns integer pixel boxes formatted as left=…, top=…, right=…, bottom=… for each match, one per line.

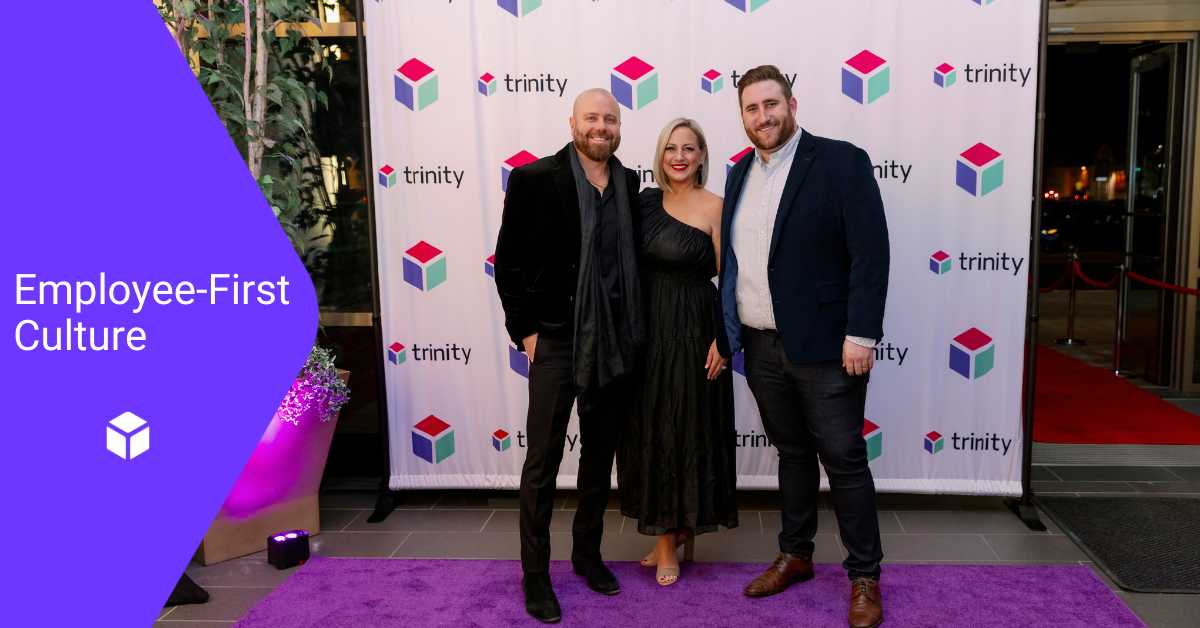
left=571, top=553, right=620, bottom=595
left=521, top=573, right=561, bottom=623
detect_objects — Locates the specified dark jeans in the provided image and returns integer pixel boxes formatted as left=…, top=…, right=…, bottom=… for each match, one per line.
left=741, top=327, right=883, bottom=580
left=519, top=334, right=628, bottom=573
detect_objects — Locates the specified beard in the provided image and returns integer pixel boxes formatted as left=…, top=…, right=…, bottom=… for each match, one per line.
left=573, top=127, right=621, bottom=163
left=745, top=112, right=797, bottom=153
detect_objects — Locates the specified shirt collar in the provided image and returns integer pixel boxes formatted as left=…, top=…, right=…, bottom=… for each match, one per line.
left=754, top=127, right=803, bottom=173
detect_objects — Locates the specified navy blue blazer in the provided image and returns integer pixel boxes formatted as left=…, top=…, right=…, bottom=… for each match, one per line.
left=716, top=129, right=890, bottom=364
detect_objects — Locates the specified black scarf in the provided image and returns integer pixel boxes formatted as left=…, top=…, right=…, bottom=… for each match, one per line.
left=568, top=143, right=645, bottom=409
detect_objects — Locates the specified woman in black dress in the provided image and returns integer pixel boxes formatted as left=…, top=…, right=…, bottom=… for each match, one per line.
left=618, top=118, right=737, bottom=586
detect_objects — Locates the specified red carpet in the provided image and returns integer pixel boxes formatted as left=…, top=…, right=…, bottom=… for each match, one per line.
left=1034, top=347, right=1200, bottom=444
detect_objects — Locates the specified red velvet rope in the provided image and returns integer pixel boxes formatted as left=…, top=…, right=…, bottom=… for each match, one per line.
left=1038, top=264, right=1073, bottom=293
left=1127, top=270, right=1200, bottom=296
left=1073, top=262, right=1119, bottom=289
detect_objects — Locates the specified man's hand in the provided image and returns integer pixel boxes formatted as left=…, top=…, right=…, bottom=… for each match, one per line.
left=842, top=339, right=874, bottom=376
left=522, top=333, right=538, bottom=363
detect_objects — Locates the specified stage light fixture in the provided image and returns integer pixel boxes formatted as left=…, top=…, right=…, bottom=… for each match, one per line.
left=266, top=529, right=310, bottom=570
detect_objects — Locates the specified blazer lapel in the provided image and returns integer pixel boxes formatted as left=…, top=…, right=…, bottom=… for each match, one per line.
left=550, top=145, right=582, bottom=252
left=767, top=129, right=818, bottom=262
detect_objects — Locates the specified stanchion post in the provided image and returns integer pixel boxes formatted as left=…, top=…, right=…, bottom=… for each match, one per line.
left=1113, top=263, right=1129, bottom=377
left=1055, top=247, right=1085, bottom=345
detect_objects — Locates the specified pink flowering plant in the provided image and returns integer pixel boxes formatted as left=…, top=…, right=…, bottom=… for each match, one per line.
left=278, top=345, right=349, bottom=424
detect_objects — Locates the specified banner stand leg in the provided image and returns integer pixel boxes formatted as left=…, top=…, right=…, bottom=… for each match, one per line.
left=354, top=0, right=403, bottom=523
left=1012, top=0, right=1050, bottom=532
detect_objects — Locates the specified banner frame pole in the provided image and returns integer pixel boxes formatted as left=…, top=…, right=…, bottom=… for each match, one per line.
left=1009, top=0, right=1050, bottom=531
left=353, top=0, right=402, bottom=523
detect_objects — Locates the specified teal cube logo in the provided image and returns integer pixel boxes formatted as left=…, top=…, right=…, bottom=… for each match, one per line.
left=387, top=342, right=405, bottom=365
left=863, top=419, right=882, bottom=462
left=403, top=241, right=447, bottom=292
left=957, top=143, right=1004, bottom=197
left=842, top=50, right=889, bottom=105
left=493, top=429, right=511, bottom=452
left=925, top=431, right=944, bottom=454
left=479, top=72, right=497, bottom=96
left=612, top=56, right=657, bottom=111
left=725, top=0, right=772, bottom=11
left=412, top=415, right=454, bottom=464
left=702, top=69, right=723, bottom=94
left=395, top=58, right=438, bottom=111
left=379, top=165, right=396, bottom=188
left=930, top=251, right=951, bottom=275
left=935, top=63, right=956, bottom=88
left=498, top=0, right=541, bottom=17
left=950, top=328, right=994, bottom=380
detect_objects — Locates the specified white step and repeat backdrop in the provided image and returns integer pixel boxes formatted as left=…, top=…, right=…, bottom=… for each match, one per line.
left=365, top=0, right=1039, bottom=495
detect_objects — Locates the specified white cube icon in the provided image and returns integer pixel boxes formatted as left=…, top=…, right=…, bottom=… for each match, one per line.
left=107, top=412, right=149, bottom=459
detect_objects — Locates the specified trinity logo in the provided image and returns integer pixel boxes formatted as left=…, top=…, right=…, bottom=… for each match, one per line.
left=503, top=150, right=538, bottom=192
left=493, top=429, right=512, bottom=452
left=378, top=165, right=397, bottom=188
left=498, top=0, right=541, bottom=17
left=612, top=57, right=658, bottom=110
left=934, top=63, right=956, bottom=88
left=388, top=342, right=406, bottom=365
left=412, top=415, right=454, bottom=464
left=930, top=251, right=952, bottom=275
left=842, top=50, right=890, bottom=105
left=950, top=328, right=995, bottom=380
left=484, top=254, right=496, bottom=278
left=395, top=58, right=438, bottom=111
left=957, top=143, right=1004, bottom=197
left=403, top=241, right=447, bottom=292
left=725, top=0, right=772, bottom=11
left=925, top=431, right=944, bottom=454
left=479, top=72, right=497, bottom=96
left=864, top=419, right=882, bottom=462
left=727, top=147, right=754, bottom=174
left=107, top=412, right=149, bottom=460
left=509, top=341, right=529, bottom=378
left=702, top=69, right=723, bottom=94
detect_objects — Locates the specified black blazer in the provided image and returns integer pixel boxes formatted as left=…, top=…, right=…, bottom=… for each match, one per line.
left=716, top=129, right=890, bottom=364
left=494, top=143, right=642, bottom=347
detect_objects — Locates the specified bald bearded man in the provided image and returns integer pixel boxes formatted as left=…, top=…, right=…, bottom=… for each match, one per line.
left=494, top=88, right=645, bottom=623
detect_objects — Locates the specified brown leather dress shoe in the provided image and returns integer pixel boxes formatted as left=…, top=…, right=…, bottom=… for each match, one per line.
left=848, top=577, right=883, bottom=628
left=742, top=552, right=815, bottom=597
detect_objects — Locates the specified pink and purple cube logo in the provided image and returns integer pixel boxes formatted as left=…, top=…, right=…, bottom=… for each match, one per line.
left=493, top=429, right=511, bottom=452
left=612, top=57, right=658, bottom=110
left=957, top=143, right=1004, bottom=197
left=925, top=431, right=944, bottom=454
left=930, top=251, right=952, bottom=275
left=503, top=150, right=538, bottom=192
left=725, top=0, right=772, bottom=11
left=412, top=415, right=454, bottom=464
left=950, top=328, right=995, bottom=379
left=727, top=146, right=754, bottom=174
left=479, top=72, right=497, bottom=96
left=395, top=58, right=438, bottom=111
left=403, top=241, right=447, bottom=292
left=484, top=254, right=496, bottom=277
left=498, top=0, right=541, bottom=17
left=378, top=165, right=396, bottom=188
left=934, top=63, right=956, bottom=88
left=864, top=419, right=882, bottom=461
left=509, top=341, right=529, bottom=378
left=969, top=0, right=999, bottom=5
left=842, top=50, right=890, bottom=104
left=702, top=69, right=723, bottom=94
left=388, top=342, right=406, bottom=365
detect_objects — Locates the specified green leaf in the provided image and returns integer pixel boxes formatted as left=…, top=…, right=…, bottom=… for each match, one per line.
left=316, top=91, right=328, bottom=109
left=199, top=48, right=217, bottom=64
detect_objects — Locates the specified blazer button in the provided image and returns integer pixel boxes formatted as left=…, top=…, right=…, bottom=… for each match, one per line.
left=570, top=296, right=574, bottom=301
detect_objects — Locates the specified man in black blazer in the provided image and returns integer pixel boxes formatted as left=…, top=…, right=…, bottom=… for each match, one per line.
left=494, top=88, right=644, bottom=624
left=716, top=66, right=889, bottom=628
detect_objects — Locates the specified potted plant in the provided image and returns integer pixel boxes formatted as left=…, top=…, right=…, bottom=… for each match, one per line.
left=196, top=345, right=350, bottom=565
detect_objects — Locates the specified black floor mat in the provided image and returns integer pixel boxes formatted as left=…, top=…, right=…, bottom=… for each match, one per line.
left=1035, top=495, right=1200, bottom=593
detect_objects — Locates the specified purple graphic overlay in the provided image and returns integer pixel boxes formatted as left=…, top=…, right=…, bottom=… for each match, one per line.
left=1, top=2, right=317, bottom=626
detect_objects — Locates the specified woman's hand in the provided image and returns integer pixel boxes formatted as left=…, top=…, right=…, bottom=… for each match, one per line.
left=705, top=340, right=729, bottom=380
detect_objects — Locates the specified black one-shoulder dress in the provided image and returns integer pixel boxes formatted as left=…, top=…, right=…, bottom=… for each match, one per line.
left=618, top=188, right=738, bottom=536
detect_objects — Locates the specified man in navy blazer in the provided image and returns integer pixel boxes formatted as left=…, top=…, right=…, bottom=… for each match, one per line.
left=716, top=66, right=889, bottom=628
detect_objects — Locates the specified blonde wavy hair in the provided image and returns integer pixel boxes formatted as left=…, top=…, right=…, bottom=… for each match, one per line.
left=652, top=117, right=710, bottom=194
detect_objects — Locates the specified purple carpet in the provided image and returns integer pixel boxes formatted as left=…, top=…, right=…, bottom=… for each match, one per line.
left=231, top=557, right=1146, bottom=627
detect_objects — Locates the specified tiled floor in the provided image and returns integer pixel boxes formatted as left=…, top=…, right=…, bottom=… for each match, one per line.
left=158, top=476, right=1200, bottom=628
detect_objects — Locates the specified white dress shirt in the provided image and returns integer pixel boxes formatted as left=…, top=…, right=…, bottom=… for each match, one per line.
left=731, top=128, right=875, bottom=348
